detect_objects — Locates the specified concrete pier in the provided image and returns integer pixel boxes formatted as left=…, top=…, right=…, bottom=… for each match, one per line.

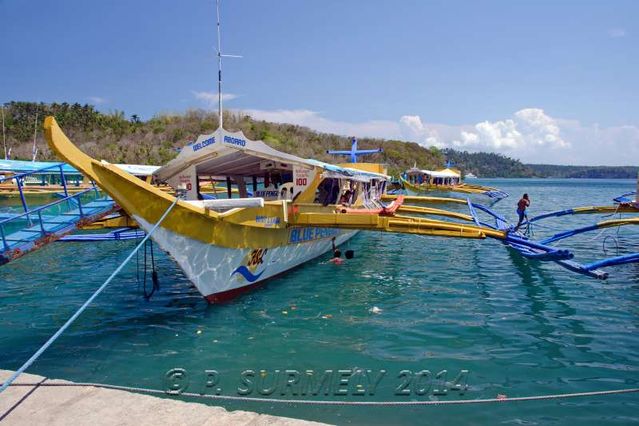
left=0, top=370, right=328, bottom=425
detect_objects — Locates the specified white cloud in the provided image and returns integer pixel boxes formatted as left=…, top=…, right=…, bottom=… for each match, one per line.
left=87, top=96, right=107, bottom=105
left=241, top=108, right=401, bottom=140
left=192, top=91, right=238, bottom=108
left=399, top=115, right=440, bottom=146
left=608, top=28, right=626, bottom=38
left=238, top=107, right=638, bottom=166
left=398, top=108, right=573, bottom=163
left=555, top=120, right=639, bottom=166
left=445, top=108, right=568, bottom=152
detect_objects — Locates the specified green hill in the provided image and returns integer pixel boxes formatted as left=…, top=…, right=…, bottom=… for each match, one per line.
left=2, top=101, right=633, bottom=179
left=443, top=149, right=535, bottom=178
left=1, top=101, right=444, bottom=177
left=526, top=164, right=639, bottom=179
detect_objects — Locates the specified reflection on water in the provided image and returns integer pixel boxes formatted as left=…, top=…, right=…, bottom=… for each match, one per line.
left=0, top=178, right=638, bottom=425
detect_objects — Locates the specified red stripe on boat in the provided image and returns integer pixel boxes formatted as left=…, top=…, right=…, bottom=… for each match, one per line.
left=205, top=281, right=265, bottom=303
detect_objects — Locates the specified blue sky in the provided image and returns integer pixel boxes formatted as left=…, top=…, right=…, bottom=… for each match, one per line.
left=1, top=0, right=637, bottom=165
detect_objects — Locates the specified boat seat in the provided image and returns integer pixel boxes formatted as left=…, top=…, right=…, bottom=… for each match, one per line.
left=278, top=182, right=294, bottom=200
left=184, top=197, right=265, bottom=211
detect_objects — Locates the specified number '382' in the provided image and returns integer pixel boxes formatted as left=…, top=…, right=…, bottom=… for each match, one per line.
left=247, top=248, right=267, bottom=267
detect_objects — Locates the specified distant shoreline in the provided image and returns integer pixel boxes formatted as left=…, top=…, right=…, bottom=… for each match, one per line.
left=2, top=101, right=638, bottom=179
left=522, top=164, right=638, bottom=179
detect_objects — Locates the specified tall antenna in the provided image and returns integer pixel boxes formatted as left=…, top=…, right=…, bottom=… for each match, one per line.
left=216, top=0, right=223, bottom=129
left=32, top=111, right=38, bottom=162
left=1, top=106, right=7, bottom=160
left=215, top=0, right=241, bottom=130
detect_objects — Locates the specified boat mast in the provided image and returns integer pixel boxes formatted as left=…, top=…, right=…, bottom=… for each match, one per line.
left=32, top=111, right=38, bottom=162
left=1, top=105, right=6, bottom=160
left=215, top=0, right=240, bottom=131
left=216, top=0, right=223, bottom=129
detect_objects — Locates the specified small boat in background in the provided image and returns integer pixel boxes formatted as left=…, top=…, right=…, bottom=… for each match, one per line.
left=0, top=159, right=89, bottom=196
left=0, top=159, right=159, bottom=197
left=401, top=165, right=507, bottom=200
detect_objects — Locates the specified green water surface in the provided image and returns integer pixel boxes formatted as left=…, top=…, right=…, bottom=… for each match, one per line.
left=1, top=179, right=638, bottom=425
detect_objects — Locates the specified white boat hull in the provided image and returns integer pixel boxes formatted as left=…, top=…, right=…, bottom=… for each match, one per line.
left=135, top=216, right=357, bottom=302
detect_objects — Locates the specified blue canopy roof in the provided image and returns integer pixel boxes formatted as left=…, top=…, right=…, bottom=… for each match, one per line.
left=0, top=159, right=79, bottom=174
left=0, top=159, right=159, bottom=177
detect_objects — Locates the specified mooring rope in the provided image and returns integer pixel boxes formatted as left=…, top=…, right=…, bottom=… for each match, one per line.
left=1, top=381, right=638, bottom=406
left=0, top=198, right=179, bottom=394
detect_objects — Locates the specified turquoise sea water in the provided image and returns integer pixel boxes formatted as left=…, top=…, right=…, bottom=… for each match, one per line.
left=1, top=178, right=638, bottom=425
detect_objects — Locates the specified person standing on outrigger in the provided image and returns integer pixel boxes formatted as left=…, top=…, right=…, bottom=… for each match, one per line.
left=514, top=193, right=530, bottom=231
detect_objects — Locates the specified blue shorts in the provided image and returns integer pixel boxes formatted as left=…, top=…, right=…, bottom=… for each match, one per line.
left=516, top=209, right=526, bottom=222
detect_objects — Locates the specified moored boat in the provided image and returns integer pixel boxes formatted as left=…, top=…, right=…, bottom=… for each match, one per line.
left=401, top=166, right=508, bottom=200
left=45, top=119, right=395, bottom=302
left=0, top=158, right=160, bottom=197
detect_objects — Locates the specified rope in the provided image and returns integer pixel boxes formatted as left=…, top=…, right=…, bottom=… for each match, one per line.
left=138, top=239, right=159, bottom=300
left=602, top=235, right=620, bottom=256
left=1, top=381, right=637, bottom=406
left=0, top=198, right=179, bottom=394
left=602, top=203, right=622, bottom=218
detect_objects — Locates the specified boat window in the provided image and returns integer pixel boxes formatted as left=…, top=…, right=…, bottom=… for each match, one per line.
left=255, top=171, right=293, bottom=200
left=315, top=178, right=340, bottom=206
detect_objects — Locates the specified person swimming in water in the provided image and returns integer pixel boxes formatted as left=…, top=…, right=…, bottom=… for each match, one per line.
left=329, top=249, right=344, bottom=265
left=329, top=237, right=344, bottom=264
left=514, top=193, right=530, bottom=231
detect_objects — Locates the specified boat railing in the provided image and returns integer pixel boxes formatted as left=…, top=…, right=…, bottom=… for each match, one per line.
left=0, top=186, right=102, bottom=252
left=0, top=162, right=69, bottom=184
left=0, top=162, right=95, bottom=215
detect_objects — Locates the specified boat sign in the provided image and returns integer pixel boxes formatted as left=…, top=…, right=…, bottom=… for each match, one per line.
left=289, top=227, right=340, bottom=243
left=192, top=137, right=216, bottom=152
left=223, top=135, right=246, bottom=147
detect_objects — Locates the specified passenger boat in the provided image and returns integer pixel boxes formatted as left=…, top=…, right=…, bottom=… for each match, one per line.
left=401, top=166, right=508, bottom=200
left=44, top=119, right=408, bottom=302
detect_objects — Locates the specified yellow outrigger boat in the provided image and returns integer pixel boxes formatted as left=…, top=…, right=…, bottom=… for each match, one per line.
left=45, top=117, right=517, bottom=302
left=44, top=116, right=639, bottom=299
left=401, top=166, right=509, bottom=200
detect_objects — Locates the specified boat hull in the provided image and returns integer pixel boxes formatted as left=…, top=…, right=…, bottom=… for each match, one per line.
left=135, top=215, right=357, bottom=302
